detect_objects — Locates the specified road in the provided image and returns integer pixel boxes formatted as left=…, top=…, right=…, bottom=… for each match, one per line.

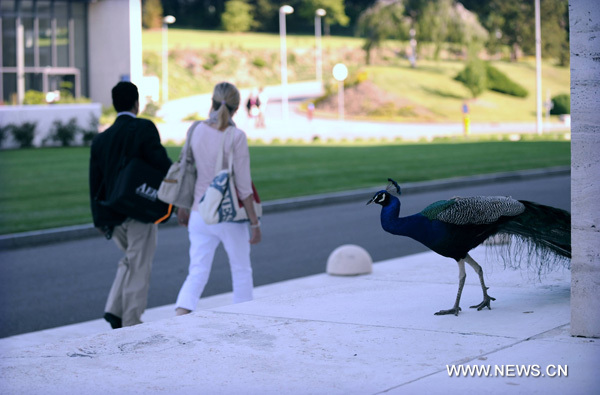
left=0, top=174, right=570, bottom=338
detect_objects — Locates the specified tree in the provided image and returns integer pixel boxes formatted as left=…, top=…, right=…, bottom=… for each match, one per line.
left=296, top=0, right=350, bottom=35
left=448, top=2, right=488, bottom=54
left=222, top=0, right=255, bottom=32
left=539, top=0, right=569, bottom=66
left=143, top=0, right=163, bottom=29
left=417, top=0, right=453, bottom=60
left=485, top=0, right=534, bottom=61
left=356, top=0, right=407, bottom=65
left=416, top=0, right=487, bottom=60
left=252, top=0, right=278, bottom=32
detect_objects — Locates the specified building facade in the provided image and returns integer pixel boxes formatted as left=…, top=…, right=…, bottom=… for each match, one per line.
left=1, top=0, right=142, bottom=106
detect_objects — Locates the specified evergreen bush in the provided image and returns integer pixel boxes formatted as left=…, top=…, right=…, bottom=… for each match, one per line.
left=51, top=118, right=80, bottom=147
left=455, top=59, right=487, bottom=98
left=11, top=122, right=37, bottom=148
left=485, top=64, right=528, bottom=98
left=550, top=94, right=570, bottom=115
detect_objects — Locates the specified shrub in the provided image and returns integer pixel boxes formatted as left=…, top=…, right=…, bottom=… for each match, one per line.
left=455, top=59, right=487, bottom=98
left=24, top=90, right=47, bottom=105
left=11, top=122, right=37, bottom=148
left=51, top=118, right=80, bottom=147
left=202, top=53, right=220, bottom=71
left=81, top=115, right=99, bottom=146
left=252, top=57, right=267, bottom=68
left=550, top=94, right=570, bottom=115
left=142, top=101, right=160, bottom=117
left=486, top=64, right=528, bottom=98
left=0, top=124, right=11, bottom=146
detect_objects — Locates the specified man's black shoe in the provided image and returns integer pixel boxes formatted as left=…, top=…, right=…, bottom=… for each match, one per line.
left=104, top=312, right=122, bottom=329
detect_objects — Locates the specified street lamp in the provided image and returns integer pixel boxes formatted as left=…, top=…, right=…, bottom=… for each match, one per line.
left=162, top=15, right=176, bottom=103
left=534, top=0, right=543, bottom=135
left=315, top=8, right=326, bottom=86
left=279, top=5, right=294, bottom=121
left=332, top=63, right=348, bottom=121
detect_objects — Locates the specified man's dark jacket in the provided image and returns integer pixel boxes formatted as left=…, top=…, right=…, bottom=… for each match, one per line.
left=89, top=114, right=172, bottom=228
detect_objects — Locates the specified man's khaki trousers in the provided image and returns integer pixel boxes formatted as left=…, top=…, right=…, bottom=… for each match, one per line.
left=105, top=218, right=157, bottom=327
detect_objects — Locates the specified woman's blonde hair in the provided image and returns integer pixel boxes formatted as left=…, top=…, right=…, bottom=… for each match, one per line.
left=210, top=82, right=240, bottom=131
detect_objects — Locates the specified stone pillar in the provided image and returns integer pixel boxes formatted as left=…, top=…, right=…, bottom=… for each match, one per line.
left=87, top=0, right=143, bottom=106
left=570, top=0, right=600, bottom=338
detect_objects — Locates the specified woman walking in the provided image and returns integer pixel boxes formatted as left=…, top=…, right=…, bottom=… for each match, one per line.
left=175, top=82, right=262, bottom=315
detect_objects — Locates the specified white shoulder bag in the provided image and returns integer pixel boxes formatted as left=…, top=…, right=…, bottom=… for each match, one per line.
left=199, top=127, right=262, bottom=224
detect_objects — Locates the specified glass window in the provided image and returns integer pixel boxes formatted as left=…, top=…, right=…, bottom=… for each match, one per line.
left=23, top=17, right=34, bottom=66
left=3, top=73, right=17, bottom=104
left=19, top=1, right=35, bottom=16
left=1, top=1, right=16, bottom=15
left=54, top=3, right=69, bottom=67
left=38, top=17, right=51, bottom=67
left=2, top=17, right=16, bottom=67
left=25, top=72, right=43, bottom=92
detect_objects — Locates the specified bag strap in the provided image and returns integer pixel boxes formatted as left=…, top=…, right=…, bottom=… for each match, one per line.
left=213, top=126, right=234, bottom=175
left=181, top=121, right=200, bottom=165
left=226, top=128, right=235, bottom=173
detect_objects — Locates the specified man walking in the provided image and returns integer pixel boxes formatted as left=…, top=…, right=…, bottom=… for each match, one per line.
left=89, top=81, right=172, bottom=329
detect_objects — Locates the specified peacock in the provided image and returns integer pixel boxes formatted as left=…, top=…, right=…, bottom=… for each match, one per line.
left=367, top=179, right=571, bottom=316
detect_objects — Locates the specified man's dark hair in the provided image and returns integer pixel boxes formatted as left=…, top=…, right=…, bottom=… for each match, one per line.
left=112, top=81, right=139, bottom=112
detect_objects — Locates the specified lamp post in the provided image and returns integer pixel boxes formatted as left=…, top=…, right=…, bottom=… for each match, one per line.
left=332, top=63, right=348, bottom=121
left=315, top=8, right=326, bottom=86
left=162, top=15, right=176, bottom=103
left=534, top=0, right=543, bottom=134
left=279, top=5, right=294, bottom=121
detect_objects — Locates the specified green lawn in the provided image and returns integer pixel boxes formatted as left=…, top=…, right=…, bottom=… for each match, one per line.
left=367, top=60, right=570, bottom=123
left=0, top=138, right=570, bottom=235
left=142, top=29, right=364, bottom=52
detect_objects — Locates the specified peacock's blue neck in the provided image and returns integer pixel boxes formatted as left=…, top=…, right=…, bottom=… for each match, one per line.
left=381, top=196, right=436, bottom=245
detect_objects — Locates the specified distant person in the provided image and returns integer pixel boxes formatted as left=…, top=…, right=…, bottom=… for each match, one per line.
left=89, top=81, right=172, bottom=329
left=307, top=102, right=315, bottom=121
left=246, top=88, right=261, bottom=127
left=175, top=82, right=262, bottom=316
left=256, top=87, right=268, bottom=128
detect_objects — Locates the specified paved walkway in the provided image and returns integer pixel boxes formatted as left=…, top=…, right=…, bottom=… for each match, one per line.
left=0, top=246, right=597, bottom=394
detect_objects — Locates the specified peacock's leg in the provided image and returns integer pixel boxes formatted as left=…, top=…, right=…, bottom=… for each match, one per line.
left=435, top=259, right=466, bottom=316
left=464, top=254, right=496, bottom=311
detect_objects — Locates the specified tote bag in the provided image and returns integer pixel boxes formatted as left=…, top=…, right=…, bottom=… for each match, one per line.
left=157, top=121, right=199, bottom=209
left=199, top=127, right=262, bottom=224
left=101, top=157, right=173, bottom=224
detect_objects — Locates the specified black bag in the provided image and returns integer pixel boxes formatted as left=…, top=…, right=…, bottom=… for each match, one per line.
left=101, top=157, right=172, bottom=224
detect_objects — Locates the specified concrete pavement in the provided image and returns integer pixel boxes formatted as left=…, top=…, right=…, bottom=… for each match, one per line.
left=1, top=246, right=597, bottom=394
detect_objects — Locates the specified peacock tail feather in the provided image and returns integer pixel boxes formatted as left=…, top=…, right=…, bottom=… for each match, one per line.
left=492, top=200, right=571, bottom=277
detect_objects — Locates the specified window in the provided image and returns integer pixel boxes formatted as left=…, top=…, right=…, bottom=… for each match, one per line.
left=0, top=0, right=88, bottom=104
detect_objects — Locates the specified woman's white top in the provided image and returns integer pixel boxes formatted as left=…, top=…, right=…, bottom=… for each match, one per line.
left=189, top=122, right=253, bottom=211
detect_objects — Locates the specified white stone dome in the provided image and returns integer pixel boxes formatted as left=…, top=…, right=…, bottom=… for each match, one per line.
left=326, top=244, right=373, bottom=276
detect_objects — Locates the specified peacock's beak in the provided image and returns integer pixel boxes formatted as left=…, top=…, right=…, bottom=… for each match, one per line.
left=366, top=197, right=375, bottom=205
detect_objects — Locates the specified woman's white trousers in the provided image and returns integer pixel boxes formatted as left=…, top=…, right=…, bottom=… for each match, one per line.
left=176, top=210, right=253, bottom=311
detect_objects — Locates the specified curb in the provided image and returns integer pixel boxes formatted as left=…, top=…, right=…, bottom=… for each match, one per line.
left=0, top=166, right=569, bottom=250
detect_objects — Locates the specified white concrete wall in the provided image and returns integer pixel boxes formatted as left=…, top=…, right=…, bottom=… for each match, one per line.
left=88, top=0, right=143, bottom=107
left=569, top=0, right=600, bottom=338
left=0, top=104, right=101, bottom=148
